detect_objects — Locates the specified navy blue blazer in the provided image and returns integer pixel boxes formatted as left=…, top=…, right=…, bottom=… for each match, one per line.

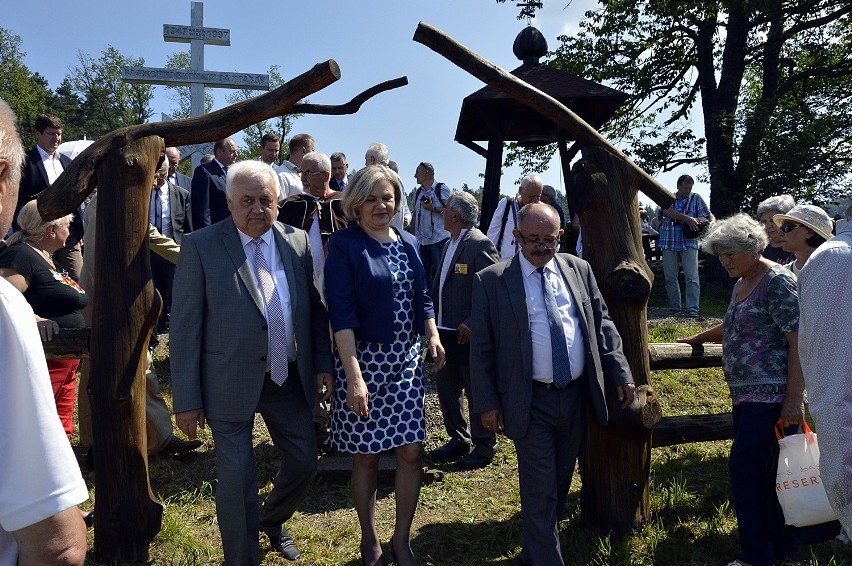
left=16, top=147, right=80, bottom=240
left=190, top=160, right=229, bottom=229
left=325, top=225, right=434, bottom=343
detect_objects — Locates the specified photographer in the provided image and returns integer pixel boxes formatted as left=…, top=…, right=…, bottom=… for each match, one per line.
left=413, top=162, right=452, bottom=281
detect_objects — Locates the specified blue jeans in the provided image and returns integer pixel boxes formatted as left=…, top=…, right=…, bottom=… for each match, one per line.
left=419, top=238, right=448, bottom=283
left=730, top=402, right=796, bottom=566
left=662, top=247, right=700, bottom=313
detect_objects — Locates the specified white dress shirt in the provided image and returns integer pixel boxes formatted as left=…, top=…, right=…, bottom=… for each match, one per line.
left=36, top=145, right=64, bottom=185
left=436, top=229, right=468, bottom=327
left=150, top=182, right=173, bottom=238
left=237, top=228, right=296, bottom=362
left=518, top=253, right=586, bottom=383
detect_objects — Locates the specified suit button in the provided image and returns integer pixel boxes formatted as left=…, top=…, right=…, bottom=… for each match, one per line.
left=260, top=356, right=267, bottom=361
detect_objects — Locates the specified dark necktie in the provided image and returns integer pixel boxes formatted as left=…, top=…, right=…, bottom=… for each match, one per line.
left=152, top=188, right=163, bottom=233
left=252, top=238, right=288, bottom=385
left=538, top=267, right=572, bottom=388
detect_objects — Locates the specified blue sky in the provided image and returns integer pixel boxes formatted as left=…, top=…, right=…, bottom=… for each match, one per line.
left=4, top=0, right=706, bottom=205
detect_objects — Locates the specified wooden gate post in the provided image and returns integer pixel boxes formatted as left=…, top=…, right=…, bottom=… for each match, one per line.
left=89, top=136, right=164, bottom=562
left=567, top=146, right=662, bottom=536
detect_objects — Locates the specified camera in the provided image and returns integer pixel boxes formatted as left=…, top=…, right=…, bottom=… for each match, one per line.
left=420, top=195, right=431, bottom=204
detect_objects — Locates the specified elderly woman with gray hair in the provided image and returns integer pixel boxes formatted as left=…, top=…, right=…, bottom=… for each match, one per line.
left=679, top=213, right=805, bottom=566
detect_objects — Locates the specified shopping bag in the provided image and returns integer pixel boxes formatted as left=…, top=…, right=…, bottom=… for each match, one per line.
left=775, top=420, right=838, bottom=527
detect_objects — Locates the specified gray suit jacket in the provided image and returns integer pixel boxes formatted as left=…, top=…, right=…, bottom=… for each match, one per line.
left=170, top=218, right=333, bottom=422
left=431, top=228, right=498, bottom=330
left=470, top=253, right=632, bottom=438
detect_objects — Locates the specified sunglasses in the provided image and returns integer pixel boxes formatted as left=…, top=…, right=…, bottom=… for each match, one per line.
left=779, top=222, right=802, bottom=234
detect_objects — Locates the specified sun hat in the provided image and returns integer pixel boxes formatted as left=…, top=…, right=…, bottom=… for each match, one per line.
left=773, top=204, right=834, bottom=241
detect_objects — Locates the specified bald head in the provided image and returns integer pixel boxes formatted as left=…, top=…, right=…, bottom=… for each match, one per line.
left=518, top=174, right=544, bottom=206
left=514, top=202, right=562, bottom=267
left=165, top=147, right=181, bottom=175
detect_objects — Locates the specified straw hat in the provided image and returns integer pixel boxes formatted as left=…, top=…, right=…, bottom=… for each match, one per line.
left=773, top=204, right=834, bottom=241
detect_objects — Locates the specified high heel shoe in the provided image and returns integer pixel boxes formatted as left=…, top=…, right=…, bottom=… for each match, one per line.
left=361, top=543, right=388, bottom=566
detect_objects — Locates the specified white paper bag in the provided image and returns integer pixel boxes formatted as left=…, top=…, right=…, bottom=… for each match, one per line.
left=775, top=420, right=838, bottom=527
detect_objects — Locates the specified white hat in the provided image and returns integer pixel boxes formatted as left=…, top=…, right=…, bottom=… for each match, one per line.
left=773, top=204, right=834, bottom=241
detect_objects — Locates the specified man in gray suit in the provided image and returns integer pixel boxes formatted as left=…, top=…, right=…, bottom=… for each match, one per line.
left=429, top=191, right=500, bottom=470
left=471, top=202, right=635, bottom=566
left=171, top=160, right=334, bottom=565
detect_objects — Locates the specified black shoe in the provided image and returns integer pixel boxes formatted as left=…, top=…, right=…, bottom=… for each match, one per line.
left=156, top=438, right=202, bottom=458
left=268, top=530, right=301, bottom=561
left=428, top=442, right=469, bottom=463
left=455, top=451, right=493, bottom=470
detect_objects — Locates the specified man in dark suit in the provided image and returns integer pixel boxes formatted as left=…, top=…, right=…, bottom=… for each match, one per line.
left=329, top=151, right=351, bottom=191
left=149, top=158, right=192, bottom=333
left=165, top=146, right=192, bottom=191
left=15, top=114, right=83, bottom=280
left=171, top=160, right=333, bottom=565
left=429, top=191, right=500, bottom=470
left=471, top=202, right=635, bottom=566
left=190, top=137, right=237, bottom=229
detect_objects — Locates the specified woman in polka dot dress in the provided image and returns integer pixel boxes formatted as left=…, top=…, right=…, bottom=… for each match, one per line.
left=325, top=165, right=445, bottom=566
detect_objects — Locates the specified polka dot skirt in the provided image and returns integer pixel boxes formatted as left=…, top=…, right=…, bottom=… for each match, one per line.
left=331, top=240, right=426, bottom=454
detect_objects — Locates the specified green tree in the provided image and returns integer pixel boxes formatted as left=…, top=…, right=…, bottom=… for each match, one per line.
left=0, top=27, right=52, bottom=148
left=66, top=45, right=154, bottom=138
left=501, top=1, right=852, bottom=215
left=226, top=65, right=301, bottom=160
left=163, top=51, right=214, bottom=119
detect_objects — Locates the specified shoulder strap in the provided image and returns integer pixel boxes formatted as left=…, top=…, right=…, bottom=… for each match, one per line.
left=434, top=183, right=447, bottom=207
left=495, top=197, right=512, bottom=255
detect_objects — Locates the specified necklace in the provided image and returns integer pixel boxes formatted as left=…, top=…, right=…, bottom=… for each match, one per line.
left=25, top=240, right=55, bottom=268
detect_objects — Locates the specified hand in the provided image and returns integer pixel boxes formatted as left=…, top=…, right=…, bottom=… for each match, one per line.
left=617, top=383, right=636, bottom=409
left=347, top=377, right=369, bottom=417
left=481, top=410, right=504, bottom=435
left=780, top=396, right=806, bottom=427
left=175, top=409, right=205, bottom=439
left=677, top=336, right=700, bottom=345
left=428, top=333, right=446, bottom=370
left=35, top=318, right=59, bottom=342
left=456, top=323, right=470, bottom=344
left=315, top=373, right=333, bottom=403
left=685, top=217, right=700, bottom=231
left=421, top=200, right=435, bottom=212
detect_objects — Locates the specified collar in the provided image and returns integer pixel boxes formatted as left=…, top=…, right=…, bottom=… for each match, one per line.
left=518, top=252, right=557, bottom=279
left=36, top=145, right=58, bottom=161
left=214, top=158, right=229, bottom=171
left=237, top=227, right=274, bottom=249
left=450, top=228, right=469, bottom=243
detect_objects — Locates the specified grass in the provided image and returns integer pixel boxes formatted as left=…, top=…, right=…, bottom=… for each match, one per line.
left=74, top=261, right=852, bottom=565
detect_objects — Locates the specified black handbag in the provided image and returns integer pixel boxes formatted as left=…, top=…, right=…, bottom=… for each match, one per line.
left=683, top=217, right=711, bottom=239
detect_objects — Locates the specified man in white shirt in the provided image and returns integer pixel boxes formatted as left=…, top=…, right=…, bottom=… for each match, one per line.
left=412, top=161, right=452, bottom=281
left=364, top=142, right=411, bottom=230
left=486, top=174, right=543, bottom=260
left=275, top=134, right=312, bottom=199
left=15, top=114, right=84, bottom=279
left=259, top=133, right=281, bottom=166
left=165, top=146, right=192, bottom=191
left=0, top=97, right=88, bottom=566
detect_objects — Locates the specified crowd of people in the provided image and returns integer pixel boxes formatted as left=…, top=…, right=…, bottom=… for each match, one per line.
left=0, top=101, right=849, bottom=566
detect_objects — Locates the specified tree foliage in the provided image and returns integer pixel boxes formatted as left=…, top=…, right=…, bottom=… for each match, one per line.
left=226, top=65, right=301, bottom=161
left=163, top=51, right=215, bottom=120
left=66, top=45, right=154, bottom=138
left=502, top=1, right=852, bottom=215
left=0, top=27, right=52, bottom=148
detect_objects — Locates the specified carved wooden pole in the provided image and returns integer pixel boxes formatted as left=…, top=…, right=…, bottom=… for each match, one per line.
left=568, top=146, right=661, bottom=536
left=89, top=136, right=164, bottom=562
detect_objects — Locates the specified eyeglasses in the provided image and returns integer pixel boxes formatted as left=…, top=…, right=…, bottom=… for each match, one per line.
left=779, top=222, right=802, bottom=234
left=517, top=233, right=559, bottom=249
left=299, top=170, right=325, bottom=178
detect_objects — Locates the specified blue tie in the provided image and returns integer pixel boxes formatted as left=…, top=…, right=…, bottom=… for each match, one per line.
left=152, top=188, right=163, bottom=233
left=538, top=267, right=572, bottom=388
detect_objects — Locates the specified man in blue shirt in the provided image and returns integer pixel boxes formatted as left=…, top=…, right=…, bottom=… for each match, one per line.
left=659, top=175, right=714, bottom=316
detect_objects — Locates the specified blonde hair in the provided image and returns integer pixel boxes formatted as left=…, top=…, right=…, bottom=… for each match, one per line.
left=6, top=200, right=72, bottom=246
left=342, top=165, right=401, bottom=222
